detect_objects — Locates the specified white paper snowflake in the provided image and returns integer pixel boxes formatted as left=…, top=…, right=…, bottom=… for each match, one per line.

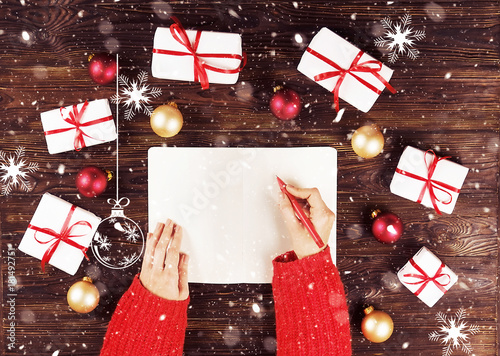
left=123, top=221, right=140, bottom=243
left=110, top=70, right=162, bottom=120
left=374, top=13, right=426, bottom=63
left=429, top=308, right=480, bottom=356
left=94, top=232, right=112, bottom=251
left=119, top=252, right=138, bottom=266
left=0, top=146, right=38, bottom=196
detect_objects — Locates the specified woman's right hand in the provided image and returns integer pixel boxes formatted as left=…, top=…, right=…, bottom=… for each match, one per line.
left=278, top=185, right=335, bottom=259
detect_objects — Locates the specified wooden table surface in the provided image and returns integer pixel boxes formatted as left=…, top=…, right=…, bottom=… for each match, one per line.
left=1, top=1, right=498, bottom=355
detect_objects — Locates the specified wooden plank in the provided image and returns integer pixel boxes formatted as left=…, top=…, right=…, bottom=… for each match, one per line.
left=1, top=0, right=498, bottom=355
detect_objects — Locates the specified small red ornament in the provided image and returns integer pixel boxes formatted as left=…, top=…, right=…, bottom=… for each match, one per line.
left=88, top=53, right=117, bottom=85
left=76, top=166, right=109, bottom=198
left=371, top=210, right=404, bottom=244
left=269, top=87, right=302, bottom=120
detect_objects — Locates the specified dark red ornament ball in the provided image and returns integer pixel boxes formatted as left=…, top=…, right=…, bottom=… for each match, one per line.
left=269, top=88, right=302, bottom=120
left=76, top=166, right=108, bottom=198
left=371, top=211, right=404, bottom=244
left=88, top=53, right=117, bottom=85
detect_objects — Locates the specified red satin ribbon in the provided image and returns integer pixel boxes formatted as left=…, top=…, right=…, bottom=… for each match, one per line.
left=44, top=100, right=113, bottom=151
left=403, top=258, right=451, bottom=296
left=307, top=47, right=396, bottom=112
left=152, top=17, right=246, bottom=89
left=395, top=150, right=461, bottom=215
left=28, top=205, right=91, bottom=272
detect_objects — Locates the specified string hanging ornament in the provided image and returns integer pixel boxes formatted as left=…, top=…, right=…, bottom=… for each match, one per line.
left=91, top=55, right=145, bottom=269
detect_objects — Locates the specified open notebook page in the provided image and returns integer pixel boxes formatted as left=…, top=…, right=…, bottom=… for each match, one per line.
left=148, top=147, right=337, bottom=284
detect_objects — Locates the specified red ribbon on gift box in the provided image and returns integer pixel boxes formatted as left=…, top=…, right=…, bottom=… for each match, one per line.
left=403, top=257, right=451, bottom=296
left=152, top=17, right=246, bottom=90
left=44, top=100, right=113, bottom=151
left=395, top=150, right=461, bottom=215
left=28, top=205, right=92, bottom=272
left=307, top=47, right=396, bottom=112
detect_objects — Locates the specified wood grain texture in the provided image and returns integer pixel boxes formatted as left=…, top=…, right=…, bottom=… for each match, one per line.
left=1, top=0, right=499, bottom=355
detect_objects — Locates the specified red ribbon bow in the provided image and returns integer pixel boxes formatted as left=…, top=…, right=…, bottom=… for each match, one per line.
left=28, top=205, right=91, bottom=272
left=307, top=47, right=396, bottom=112
left=403, top=258, right=451, bottom=296
left=152, top=17, right=246, bottom=90
left=396, top=150, right=461, bottom=215
left=44, top=100, right=113, bottom=151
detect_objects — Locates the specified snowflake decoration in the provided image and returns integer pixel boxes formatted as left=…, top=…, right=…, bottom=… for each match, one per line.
left=429, top=308, right=480, bottom=356
left=374, top=13, right=426, bottom=63
left=94, top=232, right=112, bottom=251
left=110, top=70, right=162, bottom=120
left=0, top=146, right=38, bottom=196
left=119, top=253, right=138, bottom=267
left=123, top=221, right=140, bottom=243
left=108, top=217, right=117, bottom=224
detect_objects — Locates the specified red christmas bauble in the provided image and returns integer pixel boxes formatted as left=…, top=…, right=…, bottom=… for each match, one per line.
left=269, top=87, right=302, bottom=120
left=88, top=53, right=117, bottom=85
left=371, top=210, right=404, bottom=244
left=76, top=166, right=108, bottom=198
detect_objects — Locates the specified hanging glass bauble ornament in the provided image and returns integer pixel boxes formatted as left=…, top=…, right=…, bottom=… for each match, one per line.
left=92, top=198, right=144, bottom=269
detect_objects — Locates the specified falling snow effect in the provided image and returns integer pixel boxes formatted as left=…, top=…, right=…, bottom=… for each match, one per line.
left=110, top=70, right=162, bottom=120
left=374, top=14, right=426, bottom=63
left=0, top=146, right=38, bottom=196
left=428, top=308, right=480, bottom=356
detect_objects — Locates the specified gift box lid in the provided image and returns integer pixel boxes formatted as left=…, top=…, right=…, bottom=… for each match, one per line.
left=18, top=193, right=101, bottom=275
left=152, top=26, right=243, bottom=84
left=390, top=146, right=469, bottom=214
left=297, top=27, right=394, bottom=112
left=397, top=246, right=458, bottom=307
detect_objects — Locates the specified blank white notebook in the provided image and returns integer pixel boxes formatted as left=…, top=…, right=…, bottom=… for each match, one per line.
left=148, top=147, right=337, bottom=284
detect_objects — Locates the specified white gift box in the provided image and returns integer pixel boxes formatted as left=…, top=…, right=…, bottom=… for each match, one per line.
left=152, top=24, right=244, bottom=87
left=19, top=193, right=101, bottom=275
left=390, top=146, right=469, bottom=215
left=397, top=246, right=458, bottom=307
left=297, top=27, right=395, bottom=112
left=41, top=99, right=117, bottom=154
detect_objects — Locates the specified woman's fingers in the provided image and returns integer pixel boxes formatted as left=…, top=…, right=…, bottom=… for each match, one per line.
left=278, top=192, right=302, bottom=232
left=178, top=253, right=189, bottom=298
left=153, top=219, right=173, bottom=270
left=286, top=185, right=327, bottom=210
left=165, top=225, right=183, bottom=273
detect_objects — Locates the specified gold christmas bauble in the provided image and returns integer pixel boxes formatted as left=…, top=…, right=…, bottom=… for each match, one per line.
left=150, top=103, right=183, bottom=138
left=351, top=124, right=384, bottom=158
left=67, top=277, right=100, bottom=313
left=361, top=306, right=394, bottom=343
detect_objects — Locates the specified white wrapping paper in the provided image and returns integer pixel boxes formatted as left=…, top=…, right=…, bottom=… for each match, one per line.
left=41, top=99, right=116, bottom=154
left=397, top=246, right=458, bottom=307
left=152, top=26, right=243, bottom=85
left=297, top=27, right=394, bottom=112
left=390, top=146, right=469, bottom=214
left=19, top=193, right=101, bottom=275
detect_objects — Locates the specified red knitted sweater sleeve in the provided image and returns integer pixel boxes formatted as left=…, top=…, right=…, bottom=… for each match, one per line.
left=100, top=275, right=189, bottom=356
left=272, top=246, right=352, bottom=355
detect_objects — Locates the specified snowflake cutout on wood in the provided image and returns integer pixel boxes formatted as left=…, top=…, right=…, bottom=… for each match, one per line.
left=0, top=146, right=38, bottom=196
left=374, top=13, right=426, bottom=63
left=119, top=253, right=138, bottom=267
left=429, top=308, right=480, bottom=356
left=94, top=232, right=112, bottom=251
left=123, top=221, right=140, bottom=243
left=110, top=70, right=162, bottom=120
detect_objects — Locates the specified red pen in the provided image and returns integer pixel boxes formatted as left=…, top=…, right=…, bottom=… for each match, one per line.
left=276, top=176, right=325, bottom=249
